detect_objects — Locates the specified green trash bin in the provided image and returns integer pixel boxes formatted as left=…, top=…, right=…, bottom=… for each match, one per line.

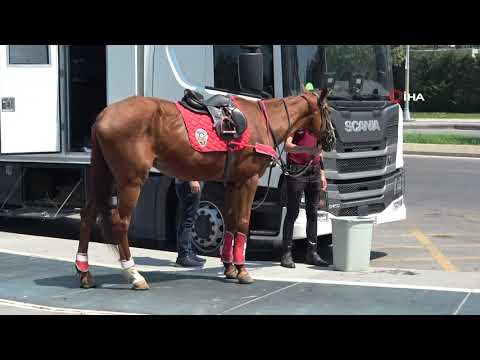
left=332, top=216, right=375, bottom=272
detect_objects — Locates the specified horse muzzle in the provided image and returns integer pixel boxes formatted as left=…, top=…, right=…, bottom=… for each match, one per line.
left=321, top=130, right=336, bottom=152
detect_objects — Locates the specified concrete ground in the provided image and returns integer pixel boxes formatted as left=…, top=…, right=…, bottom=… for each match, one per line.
left=0, top=155, right=479, bottom=314
left=1, top=234, right=480, bottom=315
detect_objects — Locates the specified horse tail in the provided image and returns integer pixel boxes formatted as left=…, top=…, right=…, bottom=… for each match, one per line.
left=89, top=122, right=114, bottom=247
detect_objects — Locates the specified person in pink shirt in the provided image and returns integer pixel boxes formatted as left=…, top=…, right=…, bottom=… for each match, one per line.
left=281, top=127, right=328, bottom=268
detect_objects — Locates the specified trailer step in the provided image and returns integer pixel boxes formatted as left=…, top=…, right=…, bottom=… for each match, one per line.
left=249, top=229, right=278, bottom=237
left=0, top=207, right=79, bottom=220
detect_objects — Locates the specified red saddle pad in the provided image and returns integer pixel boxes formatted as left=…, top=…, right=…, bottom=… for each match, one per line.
left=175, top=96, right=251, bottom=153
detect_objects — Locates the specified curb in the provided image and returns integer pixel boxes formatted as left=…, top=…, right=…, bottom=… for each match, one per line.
left=404, top=123, right=480, bottom=130
left=404, top=151, right=480, bottom=158
left=404, top=143, right=480, bottom=158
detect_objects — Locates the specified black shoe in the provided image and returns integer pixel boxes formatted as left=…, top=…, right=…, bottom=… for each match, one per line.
left=305, top=249, right=328, bottom=266
left=281, top=251, right=296, bottom=268
left=191, top=253, right=206, bottom=263
left=176, top=256, right=204, bottom=267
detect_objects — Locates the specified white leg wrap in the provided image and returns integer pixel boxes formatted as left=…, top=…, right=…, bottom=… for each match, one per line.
left=120, top=258, right=135, bottom=270
left=76, top=253, right=88, bottom=262
left=121, top=265, right=146, bottom=285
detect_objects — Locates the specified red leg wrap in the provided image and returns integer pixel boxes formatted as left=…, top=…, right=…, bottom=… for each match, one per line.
left=75, top=253, right=89, bottom=273
left=220, top=231, right=234, bottom=263
left=75, top=260, right=89, bottom=273
left=233, top=232, right=247, bottom=265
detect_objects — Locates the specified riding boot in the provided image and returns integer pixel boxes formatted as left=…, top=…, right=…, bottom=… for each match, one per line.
left=280, top=237, right=295, bottom=269
left=305, top=240, right=328, bottom=266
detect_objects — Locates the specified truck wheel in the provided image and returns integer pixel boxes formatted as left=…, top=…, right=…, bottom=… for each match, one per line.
left=191, top=200, right=225, bottom=255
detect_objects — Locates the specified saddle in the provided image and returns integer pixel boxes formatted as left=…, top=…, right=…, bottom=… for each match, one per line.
left=180, top=89, right=247, bottom=140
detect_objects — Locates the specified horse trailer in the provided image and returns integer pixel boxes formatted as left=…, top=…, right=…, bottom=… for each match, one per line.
left=0, top=45, right=406, bottom=254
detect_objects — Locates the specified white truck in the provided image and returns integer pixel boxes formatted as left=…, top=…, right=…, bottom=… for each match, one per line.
left=0, top=45, right=406, bottom=254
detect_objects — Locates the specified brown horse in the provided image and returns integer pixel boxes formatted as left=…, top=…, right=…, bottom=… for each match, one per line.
left=75, top=89, right=334, bottom=289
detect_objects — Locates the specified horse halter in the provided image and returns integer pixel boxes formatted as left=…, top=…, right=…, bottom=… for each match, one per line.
left=253, top=94, right=333, bottom=209
left=277, top=94, right=335, bottom=175
left=308, top=91, right=337, bottom=153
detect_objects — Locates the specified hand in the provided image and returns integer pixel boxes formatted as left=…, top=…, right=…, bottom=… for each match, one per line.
left=189, top=181, right=201, bottom=193
left=320, top=172, right=327, bottom=191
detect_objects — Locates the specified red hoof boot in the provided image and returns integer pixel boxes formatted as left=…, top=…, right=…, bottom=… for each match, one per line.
left=220, top=231, right=234, bottom=264
left=233, top=232, right=247, bottom=266
left=75, top=254, right=95, bottom=289
left=224, top=263, right=238, bottom=279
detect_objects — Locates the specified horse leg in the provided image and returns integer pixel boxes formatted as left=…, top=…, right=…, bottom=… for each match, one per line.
left=221, top=182, right=239, bottom=279
left=233, top=175, right=259, bottom=285
left=113, top=181, right=150, bottom=290
left=76, top=200, right=97, bottom=288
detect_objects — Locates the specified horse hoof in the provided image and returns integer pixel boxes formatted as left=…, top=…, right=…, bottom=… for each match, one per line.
left=79, top=271, right=96, bottom=289
left=132, top=280, right=150, bottom=291
left=224, top=264, right=238, bottom=279
left=237, top=271, right=254, bottom=285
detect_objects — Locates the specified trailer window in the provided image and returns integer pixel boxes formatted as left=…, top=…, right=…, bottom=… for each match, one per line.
left=8, top=45, right=49, bottom=65
left=212, top=45, right=274, bottom=98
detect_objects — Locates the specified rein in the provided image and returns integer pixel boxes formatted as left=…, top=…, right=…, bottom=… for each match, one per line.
left=260, top=96, right=317, bottom=178
left=251, top=95, right=321, bottom=210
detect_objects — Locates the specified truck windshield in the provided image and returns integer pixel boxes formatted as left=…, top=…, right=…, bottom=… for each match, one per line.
left=282, top=45, right=394, bottom=100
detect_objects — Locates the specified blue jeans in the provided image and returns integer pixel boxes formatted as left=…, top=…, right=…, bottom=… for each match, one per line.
left=175, top=181, right=202, bottom=259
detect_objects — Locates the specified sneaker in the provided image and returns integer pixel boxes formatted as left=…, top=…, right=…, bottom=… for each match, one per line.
left=176, top=256, right=204, bottom=267
left=191, top=253, right=206, bottom=263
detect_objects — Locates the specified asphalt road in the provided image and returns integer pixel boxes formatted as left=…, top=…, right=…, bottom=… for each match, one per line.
left=371, top=155, right=480, bottom=271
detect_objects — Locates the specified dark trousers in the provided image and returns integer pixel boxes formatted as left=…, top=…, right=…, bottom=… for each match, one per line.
left=175, top=182, right=201, bottom=259
left=282, top=165, right=321, bottom=251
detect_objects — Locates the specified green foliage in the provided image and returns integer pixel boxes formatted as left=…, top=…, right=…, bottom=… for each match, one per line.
left=391, top=45, right=405, bottom=67
left=404, top=133, right=480, bottom=145
left=395, top=50, right=480, bottom=113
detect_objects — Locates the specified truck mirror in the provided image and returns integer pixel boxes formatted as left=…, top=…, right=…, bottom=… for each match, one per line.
left=350, top=73, right=364, bottom=94
left=238, top=45, right=264, bottom=94
left=318, top=72, right=336, bottom=93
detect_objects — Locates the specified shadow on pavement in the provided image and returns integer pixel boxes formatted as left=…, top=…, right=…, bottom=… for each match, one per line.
left=34, top=269, right=239, bottom=290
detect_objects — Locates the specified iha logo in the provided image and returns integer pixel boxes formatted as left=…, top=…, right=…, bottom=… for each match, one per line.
left=388, top=89, right=425, bottom=104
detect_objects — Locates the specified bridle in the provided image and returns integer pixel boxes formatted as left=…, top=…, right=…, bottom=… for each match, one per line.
left=252, top=93, right=333, bottom=210
left=259, top=93, right=331, bottom=178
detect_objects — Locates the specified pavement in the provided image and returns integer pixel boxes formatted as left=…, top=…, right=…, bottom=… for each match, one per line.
left=1, top=226, right=480, bottom=315
left=0, top=156, right=480, bottom=314
left=405, top=118, right=480, bottom=130
left=403, top=118, right=480, bottom=157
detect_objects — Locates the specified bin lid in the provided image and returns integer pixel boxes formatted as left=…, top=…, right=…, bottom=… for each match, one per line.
left=331, top=216, right=375, bottom=224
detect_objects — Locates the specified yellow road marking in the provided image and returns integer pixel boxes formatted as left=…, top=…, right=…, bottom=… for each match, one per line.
left=376, top=233, right=480, bottom=238
left=374, top=244, right=480, bottom=249
left=464, top=213, right=480, bottom=223
left=373, top=245, right=423, bottom=249
left=409, top=228, right=458, bottom=272
left=372, top=256, right=480, bottom=262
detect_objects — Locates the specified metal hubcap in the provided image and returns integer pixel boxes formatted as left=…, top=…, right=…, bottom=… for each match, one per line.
left=192, top=201, right=224, bottom=254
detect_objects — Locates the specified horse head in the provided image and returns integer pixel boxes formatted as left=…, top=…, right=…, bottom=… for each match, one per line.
left=302, top=88, right=336, bottom=152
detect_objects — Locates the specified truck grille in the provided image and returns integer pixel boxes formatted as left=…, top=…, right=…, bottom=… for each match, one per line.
left=339, top=203, right=385, bottom=216
left=337, top=179, right=386, bottom=193
left=337, top=156, right=386, bottom=173
left=386, top=116, right=399, bottom=144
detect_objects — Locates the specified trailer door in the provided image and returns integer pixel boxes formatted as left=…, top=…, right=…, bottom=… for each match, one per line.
left=0, top=45, right=60, bottom=154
